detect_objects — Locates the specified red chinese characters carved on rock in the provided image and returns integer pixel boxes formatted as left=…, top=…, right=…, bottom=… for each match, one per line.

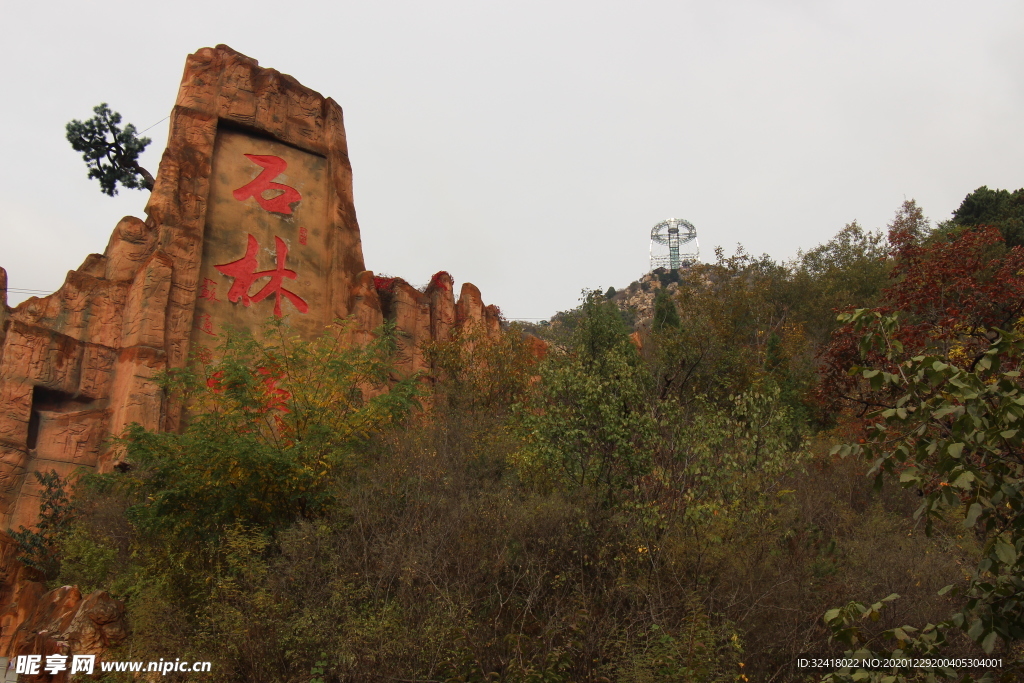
left=232, top=154, right=302, bottom=214
left=198, top=278, right=219, bottom=302
left=214, top=234, right=310, bottom=317
left=196, top=313, right=215, bottom=336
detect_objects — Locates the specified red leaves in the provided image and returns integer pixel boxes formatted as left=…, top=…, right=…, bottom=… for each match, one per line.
left=887, top=224, right=1024, bottom=341
left=427, top=271, right=452, bottom=292
left=373, top=276, right=397, bottom=293
left=818, top=222, right=1024, bottom=418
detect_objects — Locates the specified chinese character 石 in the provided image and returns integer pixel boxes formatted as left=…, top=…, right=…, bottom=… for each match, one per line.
left=44, top=654, right=68, bottom=675
left=196, top=313, right=215, bottom=336
left=15, top=655, right=41, bottom=675
left=199, top=277, right=220, bottom=302
left=299, top=226, right=308, bottom=245
left=214, top=234, right=309, bottom=317
left=71, top=654, right=96, bottom=674
left=232, top=154, right=301, bottom=214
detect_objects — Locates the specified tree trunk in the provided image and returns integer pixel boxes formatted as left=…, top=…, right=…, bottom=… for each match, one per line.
left=136, top=165, right=155, bottom=191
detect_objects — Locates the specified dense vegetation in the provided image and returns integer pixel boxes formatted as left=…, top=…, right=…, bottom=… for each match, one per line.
left=18, top=189, right=1024, bottom=681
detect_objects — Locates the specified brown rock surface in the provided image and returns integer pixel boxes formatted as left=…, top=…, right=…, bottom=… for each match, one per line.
left=390, top=280, right=432, bottom=378
left=523, top=334, right=549, bottom=360
left=346, top=271, right=384, bottom=348
left=63, top=590, right=127, bottom=656
left=427, top=271, right=456, bottom=343
left=0, top=532, right=126, bottom=671
left=456, top=282, right=486, bottom=330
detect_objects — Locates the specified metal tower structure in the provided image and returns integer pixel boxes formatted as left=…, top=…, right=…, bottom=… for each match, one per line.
left=649, top=218, right=698, bottom=271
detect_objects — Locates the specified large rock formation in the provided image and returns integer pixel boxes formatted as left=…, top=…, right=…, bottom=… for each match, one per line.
left=0, top=45, right=500, bottom=662
left=0, top=531, right=126, bottom=680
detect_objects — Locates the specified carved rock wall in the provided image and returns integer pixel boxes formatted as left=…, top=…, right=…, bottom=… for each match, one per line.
left=349, top=271, right=501, bottom=381
left=0, top=45, right=502, bottom=659
left=0, top=44, right=375, bottom=530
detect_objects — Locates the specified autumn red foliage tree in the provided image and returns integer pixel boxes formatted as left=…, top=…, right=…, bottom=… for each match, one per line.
left=818, top=200, right=1024, bottom=419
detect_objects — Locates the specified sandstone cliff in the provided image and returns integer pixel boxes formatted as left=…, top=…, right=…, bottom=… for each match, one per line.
left=0, top=45, right=502, bottom=663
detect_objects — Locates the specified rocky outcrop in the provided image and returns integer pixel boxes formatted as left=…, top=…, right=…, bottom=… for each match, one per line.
left=610, top=269, right=688, bottom=327
left=355, top=272, right=502, bottom=381
left=0, top=532, right=126, bottom=672
left=0, top=45, right=503, bottom=662
left=523, top=334, right=549, bottom=360
left=0, top=44, right=502, bottom=531
left=427, top=271, right=456, bottom=343
left=346, top=271, right=385, bottom=349
left=390, top=280, right=432, bottom=379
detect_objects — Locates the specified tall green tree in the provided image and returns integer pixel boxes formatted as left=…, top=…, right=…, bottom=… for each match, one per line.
left=66, top=103, right=154, bottom=196
left=516, top=291, right=659, bottom=496
left=952, top=185, right=1024, bottom=248
left=790, top=219, right=891, bottom=344
left=652, top=287, right=680, bottom=332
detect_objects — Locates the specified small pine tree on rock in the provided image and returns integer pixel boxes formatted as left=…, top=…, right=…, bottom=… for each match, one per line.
left=66, top=103, right=154, bottom=196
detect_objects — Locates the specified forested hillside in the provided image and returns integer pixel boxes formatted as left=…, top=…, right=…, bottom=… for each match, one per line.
left=17, top=188, right=1024, bottom=682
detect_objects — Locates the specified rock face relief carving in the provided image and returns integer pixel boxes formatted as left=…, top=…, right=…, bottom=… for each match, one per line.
left=0, top=44, right=502, bottom=665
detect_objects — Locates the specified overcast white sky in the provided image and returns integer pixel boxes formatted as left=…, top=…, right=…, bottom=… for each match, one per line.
left=2, top=1, right=1023, bottom=319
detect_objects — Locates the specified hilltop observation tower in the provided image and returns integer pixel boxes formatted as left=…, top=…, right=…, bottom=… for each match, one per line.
left=649, top=218, right=699, bottom=271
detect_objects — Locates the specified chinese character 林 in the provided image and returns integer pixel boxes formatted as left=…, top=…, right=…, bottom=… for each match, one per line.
left=215, top=234, right=309, bottom=317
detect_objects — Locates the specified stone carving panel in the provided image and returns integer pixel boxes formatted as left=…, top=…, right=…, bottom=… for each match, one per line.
left=191, top=128, right=329, bottom=347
